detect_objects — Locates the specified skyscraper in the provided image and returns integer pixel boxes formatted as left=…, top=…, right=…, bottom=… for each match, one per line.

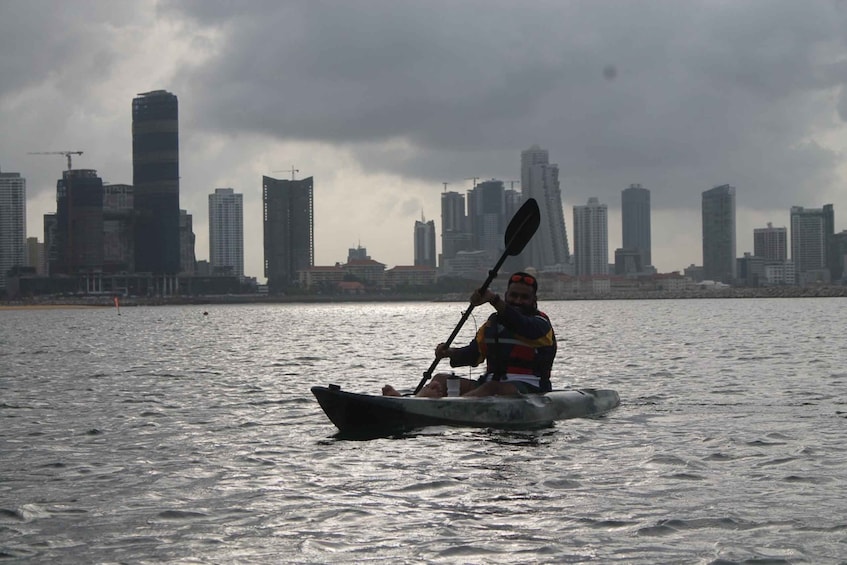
left=0, top=171, right=26, bottom=292
left=103, top=184, right=134, bottom=273
left=414, top=216, right=436, bottom=267
left=263, top=175, right=314, bottom=292
left=440, top=190, right=471, bottom=265
left=179, top=210, right=196, bottom=276
left=467, top=179, right=507, bottom=258
left=790, top=204, right=834, bottom=280
left=753, top=222, right=787, bottom=262
left=702, top=184, right=736, bottom=284
left=54, top=169, right=104, bottom=275
left=26, top=237, right=45, bottom=275
left=132, top=90, right=180, bottom=276
left=621, top=183, right=651, bottom=268
left=573, top=197, right=608, bottom=276
left=521, top=145, right=570, bottom=270
left=208, top=188, right=244, bottom=278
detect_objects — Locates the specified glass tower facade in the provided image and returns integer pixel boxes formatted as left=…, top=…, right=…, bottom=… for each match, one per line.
left=132, top=90, right=180, bottom=275
left=621, top=183, right=651, bottom=268
left=414, top=218, right=436, bottom=267
left=701, top=184, right=737, bottom=284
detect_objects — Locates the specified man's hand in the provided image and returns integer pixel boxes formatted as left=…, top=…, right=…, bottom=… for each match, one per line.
left=470, top=288, right=497, bottom=307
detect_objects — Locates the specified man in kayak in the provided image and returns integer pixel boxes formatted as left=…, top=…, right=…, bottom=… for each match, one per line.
left=382, top=272, right=557, bottom=397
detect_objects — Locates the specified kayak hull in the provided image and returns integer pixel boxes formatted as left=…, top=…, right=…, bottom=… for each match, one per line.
left=311, top=384, right=620, bottom=436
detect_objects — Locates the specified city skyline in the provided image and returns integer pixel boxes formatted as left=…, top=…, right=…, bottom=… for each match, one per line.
left=3, top=2, right=847, bottom=281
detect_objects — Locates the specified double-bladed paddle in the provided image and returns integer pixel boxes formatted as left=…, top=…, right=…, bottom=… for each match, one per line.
left=413, top=197, right=541, bottom=394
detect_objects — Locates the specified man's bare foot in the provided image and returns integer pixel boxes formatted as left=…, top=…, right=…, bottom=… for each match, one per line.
left=382, top=385, right=401, bottom=396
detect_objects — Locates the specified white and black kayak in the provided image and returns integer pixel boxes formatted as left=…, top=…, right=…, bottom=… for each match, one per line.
left=311, top=384, right=621, bottom=436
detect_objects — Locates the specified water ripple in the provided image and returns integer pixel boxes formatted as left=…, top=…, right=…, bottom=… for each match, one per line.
left=1, top=300, right=845, bottom=563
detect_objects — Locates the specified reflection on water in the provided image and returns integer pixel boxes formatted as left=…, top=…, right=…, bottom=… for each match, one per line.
left=1, top=299, right=846, bottom=563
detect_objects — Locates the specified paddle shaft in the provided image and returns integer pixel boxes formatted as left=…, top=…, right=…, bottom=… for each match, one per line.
left=416, top=262, right=502, bottom=392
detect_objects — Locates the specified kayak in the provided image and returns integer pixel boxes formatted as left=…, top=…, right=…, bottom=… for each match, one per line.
left=311, top=384, right=620, bottom=436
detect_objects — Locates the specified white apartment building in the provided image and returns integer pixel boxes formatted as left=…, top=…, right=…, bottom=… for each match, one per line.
left=573, top=197, right=609, bottom=276
left=208, top=188, right=244, bottom=279
left=0, top=171, right=26, bottom=292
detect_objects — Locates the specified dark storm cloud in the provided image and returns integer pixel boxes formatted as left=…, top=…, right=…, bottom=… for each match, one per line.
left=2, top=0, right=847, bottom=226
left=0, top=1, right=133, bottom=99
left=161, top=0, right=847, bottom=209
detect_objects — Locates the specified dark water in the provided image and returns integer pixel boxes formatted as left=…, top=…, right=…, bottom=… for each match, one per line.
left=1, top=299, right=845, bottom=564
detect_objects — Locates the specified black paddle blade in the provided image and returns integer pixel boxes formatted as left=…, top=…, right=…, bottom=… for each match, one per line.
left=504, top=198, right=540, bottom=256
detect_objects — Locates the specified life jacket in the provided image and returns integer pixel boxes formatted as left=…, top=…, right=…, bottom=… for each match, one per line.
left=476, top=310, right=556, bottom=386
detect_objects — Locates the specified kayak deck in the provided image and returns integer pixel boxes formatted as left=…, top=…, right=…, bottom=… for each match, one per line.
left=311, top=384, right=620, bottom=436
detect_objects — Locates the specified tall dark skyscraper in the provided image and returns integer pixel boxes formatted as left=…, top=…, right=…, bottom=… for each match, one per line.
left=701, top=184, right=736, bottom=284
left=132, top=90, right=180, bottom=275
left=468, top=179, right=507, bottom=258
left=414, top=216, right=436, bottom=267
left=440, top=191, right=472, bottom=267
left=621, top=183, right=651, bottom=268
left=54, top=169, right=104, bottom=275
left=263, top=175, right=314, bottom=293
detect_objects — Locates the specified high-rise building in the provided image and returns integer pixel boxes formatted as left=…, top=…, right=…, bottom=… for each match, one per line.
left=0, top=171, right=26, bottom=291
left=521, top=145, right=570, bottom=270
left=440, top=191, right=472, bottom=266
left=103, top=184, right=134, bottom=273
left=54, top=169, right=104, bottom=275
left=753, top=222, right=787, bottom=262
left=790, top=204, right=834, bottom=280
left=132, top=90, right=180, bottom=275
left=467, top=179, right=507, bottom=259
left=701, top=184, right=736, bottom=284
left=179, top=210, right=196, bottom=276
left=831, top=230, right=847, bottom=283
left=263, top=175, right=314, bottom=292
left=25, top=237, right=45, bottom=275
left=208, top=188, right=244, bottom=278
left=348, top=245, right=370, bottom=262
left=614, top=247, right=642, bottom=276
left=414, top=216, right=436, bottom=267
left=621, top=183, right=651, bottom=268
left=43, top=214, right=57, bottom=276
left=573, top=197, right=608, bottom=276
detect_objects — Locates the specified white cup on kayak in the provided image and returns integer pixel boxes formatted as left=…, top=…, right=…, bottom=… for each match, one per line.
left=446, top=375, right=460, bottom=397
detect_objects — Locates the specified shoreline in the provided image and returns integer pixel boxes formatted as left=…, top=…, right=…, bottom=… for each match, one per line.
left=2, top=285, right=846, bottom=310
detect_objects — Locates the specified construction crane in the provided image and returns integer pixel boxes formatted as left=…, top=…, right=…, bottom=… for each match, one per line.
left=272, top=166, right=299, bottom=180
left=442, top=182, right=450, bottom=192
left=28, top=151, right=84, bottom=171
left=465, top=176, right=480, bottom=187
left=505, top=180, right=521, bottom=190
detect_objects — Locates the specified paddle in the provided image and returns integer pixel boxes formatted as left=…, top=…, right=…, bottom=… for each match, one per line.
left=413, top=197, right=541, bottom=394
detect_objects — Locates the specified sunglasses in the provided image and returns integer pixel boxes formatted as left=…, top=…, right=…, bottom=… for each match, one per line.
left=510, top=274, right=536, bottom=286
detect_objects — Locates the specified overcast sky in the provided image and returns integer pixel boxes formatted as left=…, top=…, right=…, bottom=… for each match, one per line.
left=2, top=0, right=847, bottom=280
